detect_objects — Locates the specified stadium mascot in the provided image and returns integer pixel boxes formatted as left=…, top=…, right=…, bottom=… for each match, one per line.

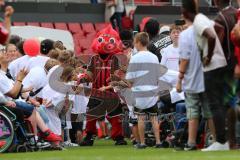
left=79, top=25, right=127, bottom=146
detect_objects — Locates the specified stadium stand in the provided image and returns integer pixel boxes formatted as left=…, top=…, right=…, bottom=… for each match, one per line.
left=6, top=0, right=215, bottom=55
left=11, top=21, right=112, bottom=55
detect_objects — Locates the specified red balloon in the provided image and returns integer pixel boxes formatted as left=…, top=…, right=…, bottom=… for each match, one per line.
left=23, top=38, right=40, bottom=57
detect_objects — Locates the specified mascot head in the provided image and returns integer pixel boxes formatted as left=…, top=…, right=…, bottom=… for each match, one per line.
left=91, top=25, right=122, bottom=55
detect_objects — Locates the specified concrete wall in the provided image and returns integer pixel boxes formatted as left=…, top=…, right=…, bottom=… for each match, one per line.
left=0, top=2, right=219, bottom=25
left=1, top=2, right=106, bottom=22
left=133, top=5, right=218, bottom=26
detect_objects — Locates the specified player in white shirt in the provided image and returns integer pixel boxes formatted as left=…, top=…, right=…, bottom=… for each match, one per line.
left=161, top=25, right=182, bottom=72
left=181, top=0, right=228, bottom=151
left=125, top=32, right=161, bottom=149
left=160, top=25, right=184, bottom=105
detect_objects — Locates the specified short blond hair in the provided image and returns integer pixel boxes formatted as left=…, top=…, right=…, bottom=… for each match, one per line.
left=134, top=32, right=149, bottom=47
left=53, top=41, right=66, bottom=50
left=170, top=24, right=182, bottom=33
left=44, top=59, right=59, bottom=72
left=60, top=66, right=75, bottom=82
left=48, top=49, right=60, bottom=60
left=58, top=50, right=71, bottom=64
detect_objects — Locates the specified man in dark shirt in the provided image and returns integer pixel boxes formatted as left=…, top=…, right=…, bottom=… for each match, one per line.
left=144, top=19, right=172, bottom=62
left=214, top=0, right=238, bottom=149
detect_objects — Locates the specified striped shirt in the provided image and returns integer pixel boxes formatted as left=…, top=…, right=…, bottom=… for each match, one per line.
left=87, top=54, right=120, bottom=89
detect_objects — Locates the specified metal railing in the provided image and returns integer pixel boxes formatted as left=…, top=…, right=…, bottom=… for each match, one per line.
left=128, top=0, right=213, bottom=6
left=6, top=0, right=213, bottom=6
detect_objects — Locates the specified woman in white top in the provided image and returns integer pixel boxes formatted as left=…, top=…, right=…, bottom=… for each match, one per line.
left=0, top=49, right=62, bottom=143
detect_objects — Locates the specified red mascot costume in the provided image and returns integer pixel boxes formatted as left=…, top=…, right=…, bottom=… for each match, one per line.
left=79, top=25, right=127, bottom=146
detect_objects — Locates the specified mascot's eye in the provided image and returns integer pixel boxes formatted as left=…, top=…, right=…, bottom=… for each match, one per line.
left=109, top=38, right=115, bottom=44
left=98, top=37, right=104, bottom=43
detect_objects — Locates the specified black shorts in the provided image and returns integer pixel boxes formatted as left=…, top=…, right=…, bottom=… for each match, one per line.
left=71, top=114, right=84, bottom=131
left=87, top=97, right=123, bottom=118
left=134, top=103, right=158, bottom=116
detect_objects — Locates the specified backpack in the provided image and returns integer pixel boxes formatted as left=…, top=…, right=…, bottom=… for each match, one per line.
left=216, top=11, right=237, bottom=71
left=231, top=20, right=240, bottom=47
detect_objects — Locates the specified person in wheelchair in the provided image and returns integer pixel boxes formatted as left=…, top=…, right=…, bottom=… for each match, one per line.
left=0, top=50, right=62, bottom=150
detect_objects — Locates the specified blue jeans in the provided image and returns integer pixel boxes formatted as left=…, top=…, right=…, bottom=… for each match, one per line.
left=15, top=100, right=34, bottom=117
left=37, top=105, right=49, bottom=124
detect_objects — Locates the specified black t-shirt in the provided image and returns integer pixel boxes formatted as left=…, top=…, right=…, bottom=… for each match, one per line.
left=147, top=34, right=172, bottom=62
left=215, top=6, right=238, bottom=68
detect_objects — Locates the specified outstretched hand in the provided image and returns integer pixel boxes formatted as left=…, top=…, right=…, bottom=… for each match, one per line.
left=4, top=6, right=14, bottom=18
left=16, top=68, right=29, bottom=82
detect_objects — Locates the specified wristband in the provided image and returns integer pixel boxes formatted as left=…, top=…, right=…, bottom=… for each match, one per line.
left=179, top=71, right=185, bottom=74
left=17, top=79, right=22, bottom=83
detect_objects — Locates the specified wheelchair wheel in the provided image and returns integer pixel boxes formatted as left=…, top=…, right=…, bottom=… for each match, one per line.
left=0, top=111, right=15, bottom=153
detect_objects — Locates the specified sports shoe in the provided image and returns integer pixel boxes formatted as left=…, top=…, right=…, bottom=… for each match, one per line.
left=79, top=135, right=94, bottom=146
left=28, top=137, right=51, bottom=149
left=63, top=141, right=78, bottom=147
left=184, top=144, right=197, bottom=151
left=132, top=140, right=138, bottom=145
left=155, top=143, right=164, bottom=148
left=115, top=139, right=127, bottom=145
left=134, top=143, right=147, bottom=149
left=104, top=136, right=111, bottom=140
left=39, top=130, right=62, bottom=142
left=36, top=141, right=51, bottom=149
left=201, top=142, right=230, bottom=151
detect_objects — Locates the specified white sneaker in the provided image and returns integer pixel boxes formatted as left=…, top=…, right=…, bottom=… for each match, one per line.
left=201, top=142, right=230, bottom=151
left=63, top=141, right=79, bottom=147
left=36, top=141, right=51, bottom=148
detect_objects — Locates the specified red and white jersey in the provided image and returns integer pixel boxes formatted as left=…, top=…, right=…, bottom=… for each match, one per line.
left=87, top=54, right=120, bottom=89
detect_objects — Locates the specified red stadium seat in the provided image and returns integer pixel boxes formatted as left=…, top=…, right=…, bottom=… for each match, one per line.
left=95, top=23, right=110, bottom=32
left=81, top=23, right=95, bottom=34
left=13, top=22, right=26, bottom=26
left=27, top=22, right=40, bottom=27
left=54, top=22, right=68, bottom=31
left=41, top=22, right=54, bottom=29
left=68, top=23, right=82, bottom=34
left=73, top=33, right=85, bottom=45
left=79, top=38, right=92, bottom=50
left=82, top=49, right=92, bottom=55
left=75, top=46, right=82, bottom=55
left=76, top=54, right=93, bottom=64
left=86, top=33, right=96, bottom=42
left=73, top=37, right=79, bottom=45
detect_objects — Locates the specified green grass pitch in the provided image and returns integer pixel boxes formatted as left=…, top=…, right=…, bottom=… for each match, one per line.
left=1, top=140, right=240, bottom=160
